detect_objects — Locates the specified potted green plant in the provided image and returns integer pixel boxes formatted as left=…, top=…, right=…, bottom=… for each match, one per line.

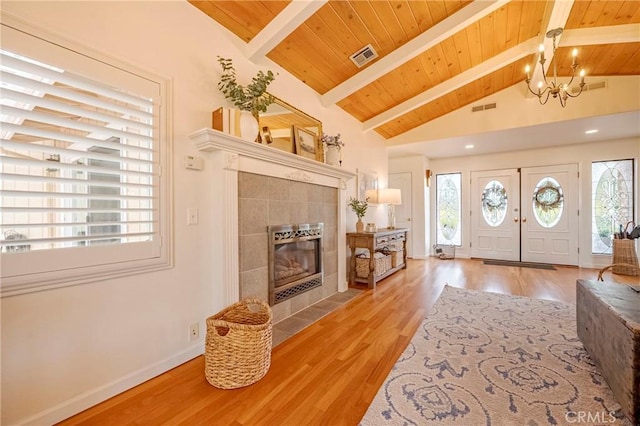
left=217, top=56, right=276, bottom=141
left=348, top=196, right=368, bottom=233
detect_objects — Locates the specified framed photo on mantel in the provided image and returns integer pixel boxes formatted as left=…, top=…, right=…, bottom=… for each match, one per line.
left=293, top=125, right=323, bottom=162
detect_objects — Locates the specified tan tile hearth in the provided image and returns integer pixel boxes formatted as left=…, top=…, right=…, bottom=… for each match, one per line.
left=272, top=288, right=363, bottom=347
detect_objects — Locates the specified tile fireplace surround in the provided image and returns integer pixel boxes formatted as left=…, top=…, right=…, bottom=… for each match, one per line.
left=189, top=129, right=356, bottom=322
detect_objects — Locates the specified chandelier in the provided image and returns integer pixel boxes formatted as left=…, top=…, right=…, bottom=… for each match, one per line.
left=525, top=28, right=586, bottom=107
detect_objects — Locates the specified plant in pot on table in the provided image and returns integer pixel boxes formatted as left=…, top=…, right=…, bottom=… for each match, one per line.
left=217, top=57, right=276, bottom=142
left=348, top=197, right=368, bottom=233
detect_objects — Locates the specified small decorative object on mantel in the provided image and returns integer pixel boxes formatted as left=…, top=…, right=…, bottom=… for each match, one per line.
left=217, top=57, right=276, bottom=143
left=321, top=133, right=344, bottom=167
left=348, top=196, right=368, bottom=233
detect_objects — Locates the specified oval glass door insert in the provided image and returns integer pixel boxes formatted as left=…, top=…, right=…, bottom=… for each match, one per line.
left=532, top=177, right=564, bottom=228
left=481, top=180, right=508, bottom=227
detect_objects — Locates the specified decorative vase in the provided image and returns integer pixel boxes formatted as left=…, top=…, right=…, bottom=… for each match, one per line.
left=356, top=219, right=364, bottom=233
left=239, top=110, right=259, bottom=142
left=325, top=145, right=340, bottom=166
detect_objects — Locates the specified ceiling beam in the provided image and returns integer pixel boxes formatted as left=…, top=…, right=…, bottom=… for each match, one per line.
left=363, top=38, right=539, bottom=132
left=364, top=22, right=640, bottom=132
left=320, top=0, right=510, bottom=107
left=560, top=24, right=640, bottom=46
left=246, top=0, right=328, bottom=62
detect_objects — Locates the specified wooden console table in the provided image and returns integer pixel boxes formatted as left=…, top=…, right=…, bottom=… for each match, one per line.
left=347, top=228, right=408, bottom=289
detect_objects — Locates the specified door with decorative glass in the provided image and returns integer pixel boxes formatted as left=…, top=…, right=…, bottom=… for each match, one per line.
left=471, top=165, right=578, bottom=264
left=521, top=164, right=579, bottom=265
left=470, top=169, right=520, bottom=261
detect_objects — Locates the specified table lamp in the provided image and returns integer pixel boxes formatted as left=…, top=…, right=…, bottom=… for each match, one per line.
left=378, top=188, right=402, bottom=229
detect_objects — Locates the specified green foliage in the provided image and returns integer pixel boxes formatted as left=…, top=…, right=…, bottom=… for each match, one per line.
left=217, top=57, right=276, bottom=115
left=348, top=197, right=368, bottom=219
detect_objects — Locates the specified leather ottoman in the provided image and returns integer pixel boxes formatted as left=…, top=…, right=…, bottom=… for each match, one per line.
left=576, top=279, right=640, bottom=424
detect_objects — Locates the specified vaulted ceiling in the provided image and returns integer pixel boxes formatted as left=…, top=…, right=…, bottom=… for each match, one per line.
left=189, top=0, right=640, bottom=146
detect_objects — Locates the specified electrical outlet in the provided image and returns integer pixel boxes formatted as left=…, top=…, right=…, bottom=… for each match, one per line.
left=189, top=322, right=199, bottom=341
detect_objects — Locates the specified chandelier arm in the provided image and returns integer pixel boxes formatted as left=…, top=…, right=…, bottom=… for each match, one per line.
left=559, top=93, right=567, bottom=108
left=525, top=81, right=543, bottom=97
left=564, top=86, right=584, bottom=98
left=539, top=60, right=550, bottom=86
left=538, top=90, right=551, bottom=105
left=539, top=85, right=551, bottom=99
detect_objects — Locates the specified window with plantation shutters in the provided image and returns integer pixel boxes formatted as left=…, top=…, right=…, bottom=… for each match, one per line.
left=0, top=21, right=171, bottom=296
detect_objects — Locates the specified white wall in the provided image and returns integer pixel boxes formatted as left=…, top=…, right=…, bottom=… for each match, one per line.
left=0, top=2, right=388, bottom=424
left=427, top=138, right=639, bottom=268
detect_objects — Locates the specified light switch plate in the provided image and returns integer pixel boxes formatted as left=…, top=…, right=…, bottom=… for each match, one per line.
left=184, top=155, right=203, bottom=170
left=187, top=208, right=198, bottom=225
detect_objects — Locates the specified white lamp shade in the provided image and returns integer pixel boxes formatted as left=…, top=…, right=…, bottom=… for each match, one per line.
left=378, top=188, right=401, bottom=205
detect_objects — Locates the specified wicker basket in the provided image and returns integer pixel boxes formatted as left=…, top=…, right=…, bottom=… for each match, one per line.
left=612, top=239, right=639, bottom=276
left=205, top=298, right=273, bottom=389
left=356, top=252, right=391, bottom=278
left=390, top=249, right=404, bottom=268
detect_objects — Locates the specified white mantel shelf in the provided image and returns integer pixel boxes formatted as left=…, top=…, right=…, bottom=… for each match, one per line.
left=189, top=128, right=356, bottom=181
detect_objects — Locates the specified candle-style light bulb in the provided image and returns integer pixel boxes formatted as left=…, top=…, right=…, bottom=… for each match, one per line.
left=537, top=81, right=543, bottom=95
left=580, top=69, right=585, bottom=84
left=525, top=64, right=531, bottom=80
left=538, top=44, right=545, bottom=62
left=572, top=48, right=578, bottom=66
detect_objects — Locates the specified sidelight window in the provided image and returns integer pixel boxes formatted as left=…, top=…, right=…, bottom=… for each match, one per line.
left=591, top=159, right=635, bottom=254
left=436, top=172, right=461, bottom=246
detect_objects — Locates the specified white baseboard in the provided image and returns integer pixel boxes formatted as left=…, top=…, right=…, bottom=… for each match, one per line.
left=16, top=343, right=204, bottom=426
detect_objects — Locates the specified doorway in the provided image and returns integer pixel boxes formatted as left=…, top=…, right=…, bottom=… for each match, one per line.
left=470, top=164, right=579, bottom=265
left=389, top=172, right=412, bottom=256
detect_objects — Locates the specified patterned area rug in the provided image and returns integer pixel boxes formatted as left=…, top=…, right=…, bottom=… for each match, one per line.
left=361, top=285, right=630, bottom=425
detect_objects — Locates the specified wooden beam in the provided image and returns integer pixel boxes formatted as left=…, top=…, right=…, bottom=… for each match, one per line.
left=560, top=24, right=640, bottom=46
left=321, top=0, right=510, bottom=106
left=247, top=0, right=328, bottom=62
left=363, top=38, right=538, bottom=132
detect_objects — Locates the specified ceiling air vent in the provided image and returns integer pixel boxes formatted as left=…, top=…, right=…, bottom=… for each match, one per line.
left=350, top=44, right=378, bottom=68
left=471, top=102, right=497, bottom=112
left=571, top=80, right=606, bottom=94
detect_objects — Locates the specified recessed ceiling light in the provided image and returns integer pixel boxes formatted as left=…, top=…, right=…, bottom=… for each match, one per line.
left=465, top=144, right=474, bottom=149
left=585, top=129, right=598, bottom=134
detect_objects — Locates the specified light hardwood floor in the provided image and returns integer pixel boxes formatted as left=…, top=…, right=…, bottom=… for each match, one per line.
left=58, top=258, right=638, bottom=426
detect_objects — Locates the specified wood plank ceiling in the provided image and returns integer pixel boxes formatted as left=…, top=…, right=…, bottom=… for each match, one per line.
left=189, top=0, right=640, bottom=140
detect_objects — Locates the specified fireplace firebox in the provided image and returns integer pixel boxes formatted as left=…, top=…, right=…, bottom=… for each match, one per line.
left=268, top=223, right=323, bottom=305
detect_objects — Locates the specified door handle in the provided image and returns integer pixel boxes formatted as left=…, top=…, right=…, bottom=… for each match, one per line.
left=514, top=217, right=519, bottom=222
left=522, top=217, right=527, bottom=223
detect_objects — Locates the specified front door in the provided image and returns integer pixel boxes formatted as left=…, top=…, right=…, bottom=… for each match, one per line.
left=470, top=169, right=520, bottom=261
left=520, top=164, right=579, bottom=265
left=470, top=164, right=579, bottom=265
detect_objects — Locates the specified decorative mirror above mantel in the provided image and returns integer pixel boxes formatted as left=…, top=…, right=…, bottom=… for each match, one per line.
left=258, top=93, right=323, bottom=158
